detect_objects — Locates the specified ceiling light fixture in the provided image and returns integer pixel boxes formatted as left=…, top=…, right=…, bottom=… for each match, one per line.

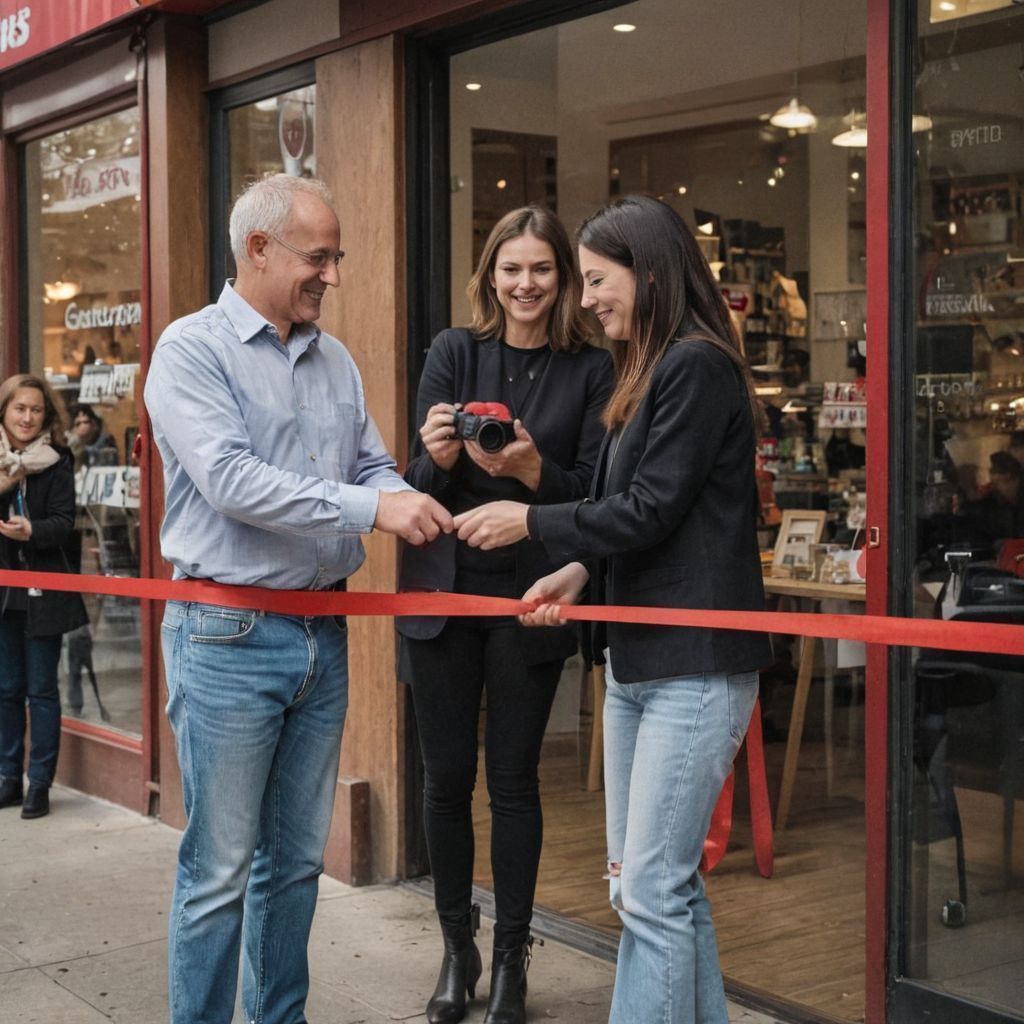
left=770, top=95, right=818, bottom=130
left=832, top=109, right=934, bottom=147
left=769, top=1, right=816, bottom=132
left=44, top=280, right=80, bottom=302
left=613, top=23, right=636, bottom=32
left=832, top=109, right=868, bottom=147
left=465, top=82, right=482, bottom=91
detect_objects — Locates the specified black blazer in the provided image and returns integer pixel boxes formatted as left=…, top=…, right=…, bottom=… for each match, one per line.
left=398, top=327, right=614, bottom=666
left=528, top=338, right=772, bottom=683
left=0, top=448, right=89, bottom=638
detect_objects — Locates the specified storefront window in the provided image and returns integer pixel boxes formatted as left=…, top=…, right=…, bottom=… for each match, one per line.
left=22, top=107, right=143, bottom=736
left=447, top=2, right=868, bottom=1018
left=905, top=1, right=1024, bottom=1015
left=227, top=83, right=316, bottom=201
left=210, top=74, right=315, bottom=289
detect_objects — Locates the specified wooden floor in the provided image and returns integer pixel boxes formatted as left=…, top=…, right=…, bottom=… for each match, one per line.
left=462, top=651, right=1024, bottom=1023
left=472, top=677, right=869, bottom=1022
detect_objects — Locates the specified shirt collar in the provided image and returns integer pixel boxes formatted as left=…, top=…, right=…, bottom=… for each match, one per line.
left=217, top=281, right=322, bottom=349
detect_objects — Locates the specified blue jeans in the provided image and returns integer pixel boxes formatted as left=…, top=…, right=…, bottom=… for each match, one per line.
left=0, top=613, right=63, bottom=786
left=161, top=602, right=349, bottom=1024
left=603, top=658, right=758, bottom=1024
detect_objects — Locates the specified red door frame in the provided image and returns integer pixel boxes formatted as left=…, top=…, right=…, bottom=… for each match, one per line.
left=864, top=0, right=891, bottom=1020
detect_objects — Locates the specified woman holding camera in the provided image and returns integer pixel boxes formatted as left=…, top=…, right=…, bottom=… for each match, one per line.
left=398, top=206, right=613, bottom=1024
left=454, top=196, right=771, bottom=1024
left=0, top=374, right=88, bottom=820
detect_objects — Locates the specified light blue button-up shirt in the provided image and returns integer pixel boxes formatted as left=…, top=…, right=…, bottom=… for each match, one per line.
left=144, top=282, right=412, bottom=589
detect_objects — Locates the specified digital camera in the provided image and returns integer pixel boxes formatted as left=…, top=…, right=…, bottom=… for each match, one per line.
left=452, top=401, right=516, bottom=453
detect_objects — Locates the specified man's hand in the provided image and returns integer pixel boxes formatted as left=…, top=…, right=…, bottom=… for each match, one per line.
left=374, top=491, right=453, bottom=546
left=464, top=420, right=542, bottom=490
left=0, top=515, right=32, bottom=543
left=519, top=561, right=589, bottom=627
left=453, top=500, right=529, bottom=549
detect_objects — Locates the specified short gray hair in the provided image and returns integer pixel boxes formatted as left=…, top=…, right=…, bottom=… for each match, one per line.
left=229, top=174, right=336, bottom=265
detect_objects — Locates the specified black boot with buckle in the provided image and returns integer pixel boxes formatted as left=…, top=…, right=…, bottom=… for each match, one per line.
left=0, top=776, right=23, bottom=809
left=483, top=935, right=537, bottom=1024
left=426, top=903, right=482, bottom=1024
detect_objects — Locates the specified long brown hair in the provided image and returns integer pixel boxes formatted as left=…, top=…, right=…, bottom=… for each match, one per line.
left=577, top=195, right=764, bottom=433
left=0, top=373, right=68, bottom=447
left=466, top=206, right=595, bottom=353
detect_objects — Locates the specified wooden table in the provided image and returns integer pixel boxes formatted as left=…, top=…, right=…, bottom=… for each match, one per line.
left=763, top=576, right=866, bottom=831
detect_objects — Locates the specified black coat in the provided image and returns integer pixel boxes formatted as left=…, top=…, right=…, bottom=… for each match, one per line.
left=528, top=338, right=772, bottom=683
left=397, top=327, right=614, bottom=666
left=0, top=448, right=88, bottom=638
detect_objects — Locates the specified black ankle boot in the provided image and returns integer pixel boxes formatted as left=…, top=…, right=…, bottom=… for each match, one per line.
left=483, top=936, right=535, bottom=1024
left=21, top=784, right=49, bottom=819
left=0, top=776, right=23, bottom=809
left=426, top=904, right=482, bottom=1024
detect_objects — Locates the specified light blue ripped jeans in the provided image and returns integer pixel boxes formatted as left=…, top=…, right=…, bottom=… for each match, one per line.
left=162, top=601, right=349, bottom=1024
left=603, top=658, right=758, bottom=1024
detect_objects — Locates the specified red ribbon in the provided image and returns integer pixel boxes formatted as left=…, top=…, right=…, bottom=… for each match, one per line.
left=2, top=568, right=1023, bottom=655
left=4, top=567, right=1022, bottom=879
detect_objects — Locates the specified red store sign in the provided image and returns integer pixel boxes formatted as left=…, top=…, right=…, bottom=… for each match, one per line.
left=0, top=0, right=161, bottom=72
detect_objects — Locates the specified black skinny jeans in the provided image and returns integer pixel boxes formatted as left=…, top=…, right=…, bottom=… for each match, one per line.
left=406, top=616, right=563, bottom=949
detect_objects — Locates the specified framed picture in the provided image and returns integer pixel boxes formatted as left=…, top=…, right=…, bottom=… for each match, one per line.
left=771, top=509, right=827, bottom=578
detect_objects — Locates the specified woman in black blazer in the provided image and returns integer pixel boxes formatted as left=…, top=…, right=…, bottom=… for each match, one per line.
left=399, top=206, right=613, bottom=1024
left=0, top=374, right=88, bottom=821
left=455, top=196, right=771, bottom=1024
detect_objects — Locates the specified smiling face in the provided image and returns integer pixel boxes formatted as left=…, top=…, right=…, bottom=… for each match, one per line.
left=489, top=232, right=559, bottom=347
left=3, top=386, right=46, bottom=450
left=578, top=245, right=637, bottom=343
left=241, top=191, right=342, bottom=341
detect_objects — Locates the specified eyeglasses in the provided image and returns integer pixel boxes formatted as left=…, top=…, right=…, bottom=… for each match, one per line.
left=268, top=234, right=345, bottom=271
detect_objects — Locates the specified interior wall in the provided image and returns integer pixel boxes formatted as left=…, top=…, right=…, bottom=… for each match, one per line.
left=449, top=0, right=868, bottom=389
left=448, top=32, right=558, bottom=325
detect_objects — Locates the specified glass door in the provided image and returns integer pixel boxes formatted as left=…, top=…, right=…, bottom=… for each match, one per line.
left=894, top=1, right=1024, bottom=1020
left=21, top=105, right=145, bottom=738
left=421, top=0, right=876, bottom=1018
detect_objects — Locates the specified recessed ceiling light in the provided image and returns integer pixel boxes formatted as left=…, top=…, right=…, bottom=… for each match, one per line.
left=677, top=185, right=687, bottom=195
left=613, top=23, right=636, bottom=33
left=465, top=82, right=482, bottom=91
left=496, top=179, right=507, bottom=190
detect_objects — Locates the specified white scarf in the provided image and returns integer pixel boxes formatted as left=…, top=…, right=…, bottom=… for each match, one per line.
left=0, top=425, right=59, bottom=495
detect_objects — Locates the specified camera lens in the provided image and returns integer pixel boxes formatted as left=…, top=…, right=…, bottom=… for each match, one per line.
left=476, top=419, right=507, bottom=453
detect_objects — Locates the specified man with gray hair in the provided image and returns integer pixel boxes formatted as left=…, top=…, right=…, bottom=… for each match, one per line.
left=145, top=174, right=452, bottom=1024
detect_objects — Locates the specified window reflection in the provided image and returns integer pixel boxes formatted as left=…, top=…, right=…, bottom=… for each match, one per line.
left=908, top=0, right=1024, bottom=1013
left=23, top=108, right=143, bottom=736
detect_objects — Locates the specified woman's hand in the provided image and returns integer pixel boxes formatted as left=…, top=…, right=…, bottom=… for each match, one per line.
left=0, top=515, right=32, bottom=542
left=419, top=402, right=463, bottom=472
left=454, top=500, right=530, bottom=549
left=464, top=420, right=542, bottom=490
left=0, top=468, right=24, bottom=495
left=519, top=562, right=590, bottom=626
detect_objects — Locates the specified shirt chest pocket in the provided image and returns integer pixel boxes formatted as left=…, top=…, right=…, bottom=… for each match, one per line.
left=316, top=401, right=359, bottom=473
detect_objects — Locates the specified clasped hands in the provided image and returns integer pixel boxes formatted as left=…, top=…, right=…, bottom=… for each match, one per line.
left=454, top=503, right=590, bottom=627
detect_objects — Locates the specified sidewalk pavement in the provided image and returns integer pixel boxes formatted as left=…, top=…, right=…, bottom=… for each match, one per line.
left=1, top=786, right=782, bottom=1023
